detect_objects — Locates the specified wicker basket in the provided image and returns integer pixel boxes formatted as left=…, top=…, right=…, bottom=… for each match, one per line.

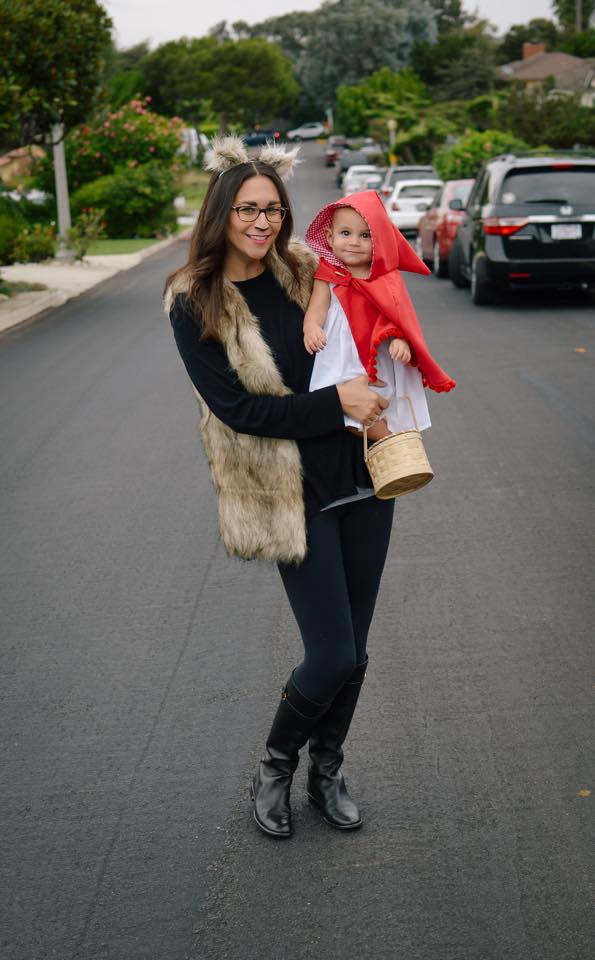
left=363, top=396, right=434, bottom=500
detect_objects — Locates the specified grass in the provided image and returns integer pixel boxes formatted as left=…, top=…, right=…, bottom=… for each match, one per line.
left=176, top=168, right=210, bottom=213
left=85, top=237, right=162, bottom=256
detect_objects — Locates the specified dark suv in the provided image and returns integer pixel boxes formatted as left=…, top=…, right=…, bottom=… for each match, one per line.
left=243, top=129, right=281, bottom=147
left=448, top=153, right=595, bottom=304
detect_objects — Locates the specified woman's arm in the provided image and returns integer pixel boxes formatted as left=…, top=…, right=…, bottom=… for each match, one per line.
left=171, top=297, right=344, bottom=440
left=303, top=279, right=330, bottom=354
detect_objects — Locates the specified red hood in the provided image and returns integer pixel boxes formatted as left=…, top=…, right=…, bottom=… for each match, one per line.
left=304, top=189, right=431, bottom=280
left=304, top=190, right=456, bottom=393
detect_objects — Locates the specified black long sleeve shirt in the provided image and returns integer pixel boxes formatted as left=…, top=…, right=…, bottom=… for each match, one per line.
left=170, top=269, right=372, bottom=516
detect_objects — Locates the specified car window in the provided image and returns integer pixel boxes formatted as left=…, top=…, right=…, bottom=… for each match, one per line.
left=397, top=184, right=440, bottom=198
left=432, top=187, right=444, bottom=207
left=452, top=182, right=473, bottom=203
left=499, top=168, right=595, bottom=204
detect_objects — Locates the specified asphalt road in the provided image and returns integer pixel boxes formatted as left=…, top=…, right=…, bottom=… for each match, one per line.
left=1, top=143, right=594, bottom=960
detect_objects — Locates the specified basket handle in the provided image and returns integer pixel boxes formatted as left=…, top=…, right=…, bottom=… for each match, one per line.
left=363, top=394, right=419, bottom=463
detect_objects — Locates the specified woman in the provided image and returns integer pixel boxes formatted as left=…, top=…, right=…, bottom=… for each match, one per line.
left=165, top=137, right=393, bottom=839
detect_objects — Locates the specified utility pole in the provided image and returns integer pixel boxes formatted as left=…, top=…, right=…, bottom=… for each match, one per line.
left=576, top=0, right=583, bottom=32
left=51, top=124, right=74, bottom=262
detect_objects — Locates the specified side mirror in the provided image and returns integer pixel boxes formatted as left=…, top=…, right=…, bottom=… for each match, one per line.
left=449, top=198, right=464, bottom=211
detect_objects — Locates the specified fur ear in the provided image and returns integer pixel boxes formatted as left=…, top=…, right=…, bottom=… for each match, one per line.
left=204, top=136, right=250, bottom=174
left=258, top=143, right=301, bottom=181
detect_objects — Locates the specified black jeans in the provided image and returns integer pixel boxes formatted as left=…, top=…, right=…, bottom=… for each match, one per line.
left=278, top=495, right=394, bottom=704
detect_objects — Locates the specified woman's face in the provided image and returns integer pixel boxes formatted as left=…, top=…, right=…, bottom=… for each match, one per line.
left=225, top=176, right=284, bottom=270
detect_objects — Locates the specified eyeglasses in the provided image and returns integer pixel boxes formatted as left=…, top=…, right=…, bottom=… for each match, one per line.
left=231, top=204, right=287, bottom=223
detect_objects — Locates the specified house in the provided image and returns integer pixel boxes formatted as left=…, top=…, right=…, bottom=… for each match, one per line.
left=499, top=44, right=595, bottom=107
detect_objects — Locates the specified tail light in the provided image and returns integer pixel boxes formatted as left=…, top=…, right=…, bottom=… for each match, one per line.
left=483, top=217, right=529, bottom=236
left=382, top=188, right=391, bottom=196
left=274, top=131, right=281, bottom=140
left=391, top=201, right=400, bottom=211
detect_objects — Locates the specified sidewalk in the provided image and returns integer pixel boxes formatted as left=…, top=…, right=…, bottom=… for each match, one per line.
left=0, top=230, right=190, bottom=337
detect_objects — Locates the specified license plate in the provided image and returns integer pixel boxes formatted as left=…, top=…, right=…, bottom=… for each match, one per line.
left=551, top=223, right=582, bottom=240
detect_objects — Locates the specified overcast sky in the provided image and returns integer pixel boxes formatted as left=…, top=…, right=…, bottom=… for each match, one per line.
left=104, top=0, right=556, bottom=49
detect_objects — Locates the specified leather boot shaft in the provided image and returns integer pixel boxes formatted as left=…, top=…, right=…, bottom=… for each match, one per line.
left=252, top=675, right=330, bottom=838
left=307, top=658, right=368, bottom=830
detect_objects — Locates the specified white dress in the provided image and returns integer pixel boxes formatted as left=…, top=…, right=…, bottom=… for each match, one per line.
left=309, top=286, right=431, bottom=434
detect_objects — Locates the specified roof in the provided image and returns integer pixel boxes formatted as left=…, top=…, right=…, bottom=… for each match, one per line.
left=499, top=51, right=586, bottom=83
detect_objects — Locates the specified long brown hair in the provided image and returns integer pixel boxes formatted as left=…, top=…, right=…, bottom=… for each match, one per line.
left=165, top=161, right=300, bottom=342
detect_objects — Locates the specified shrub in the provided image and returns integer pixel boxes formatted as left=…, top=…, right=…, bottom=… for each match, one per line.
left=0, top=195, right=27, bottom=264
left=10, top=223, right=56, bottom=263
left=67, top=207, right=107, bottom=259
left=433, top=129, right=529, bottom=180
left=0, top=215, right=22, bottom=264
left=70, top=162, right=177, bottom=238
left=33, top=98, right=184, bottom=191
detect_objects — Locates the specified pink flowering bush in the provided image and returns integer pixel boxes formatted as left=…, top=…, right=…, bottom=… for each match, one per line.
left=34, top=98, right=184, bottom=191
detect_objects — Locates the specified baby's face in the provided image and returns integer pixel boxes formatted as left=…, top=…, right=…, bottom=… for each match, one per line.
left=326, top=207, right=372, bottom=273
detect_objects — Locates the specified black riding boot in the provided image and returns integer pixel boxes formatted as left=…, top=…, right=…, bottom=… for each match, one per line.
left=307, top=657, right=368, bottom=830
left=251, top=674, right=330, bottom=839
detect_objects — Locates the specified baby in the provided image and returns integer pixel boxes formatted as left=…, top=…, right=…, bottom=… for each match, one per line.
left=303, top=191, right=455, bottom=443
left=304, top=205, right=412, bottom=441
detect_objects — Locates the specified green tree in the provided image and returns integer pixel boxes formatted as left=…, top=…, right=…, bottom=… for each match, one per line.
left=433, top=129, right=529, bottom=179
left=497, top=19, right=561, bottom=63
left=496, top=82, right=595, bottom=147
left=141, top=36, right=298, bottom=129
left=552, top=0, right=595, bottom=31
left=102, top=40, right=150, bottom=109
left=0, top=0, right=112, bottom=149
left=412, top=22, right=498, bottom=99
left=428, top=0, right=470, bottom=34
left=562, top=28, right=595, bottom=55
left=246, top=0, right=437, bottom=109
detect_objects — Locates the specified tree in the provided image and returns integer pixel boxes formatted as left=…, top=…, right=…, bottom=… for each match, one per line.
left=102, top=41, right=151, bottom=109
left=0, top=0, right=112, bottom=150
left=141, top=37, right=298, bottom=130
left=246, top=0, right=437, bottom=109
left=496, top=81, right=595, bottom=147
left=428, top=0, right=470, bottom=34
left=552, top=0, right=595, bottom=31
left=411, top=22, right=498, bottom=99
left=497, top=19, right=561, bottom=63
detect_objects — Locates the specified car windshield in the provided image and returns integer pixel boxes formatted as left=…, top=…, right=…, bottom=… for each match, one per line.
left=499, top=168, right=595, bottom=204
left=398, top=184, right=440, bottom=198
left=450, top=182, right=473, bottom=203
left=388, top=168, right=435, bottom=187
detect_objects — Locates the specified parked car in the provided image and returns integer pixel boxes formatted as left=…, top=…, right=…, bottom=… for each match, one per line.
left=380, top=165, right=438, bottom=201
left=324, top=135, right=348, bottom=166
left=243, top=128, right=281, bottom=146
left=448, top=153, right=595, bottom=304
left=336, top=147, right=369, bottom=187
left=386, top=179, right=443, bottom=234
left=416, top=178, right=474, bottom=277
left=342, top=165, right=384, bottom=196
left=286, top=121, right=325, bottom=141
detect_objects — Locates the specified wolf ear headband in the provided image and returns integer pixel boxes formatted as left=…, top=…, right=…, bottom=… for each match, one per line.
left=204, top=135, right=300, bottom=181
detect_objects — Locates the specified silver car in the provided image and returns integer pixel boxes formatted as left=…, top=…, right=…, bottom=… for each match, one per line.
left=342, top=165, right=383, bottom=196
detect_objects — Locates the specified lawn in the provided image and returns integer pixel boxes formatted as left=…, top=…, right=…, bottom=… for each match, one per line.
left=85, top=238, right=163, bottom=256
left=176, top=168, right=210, bottom=213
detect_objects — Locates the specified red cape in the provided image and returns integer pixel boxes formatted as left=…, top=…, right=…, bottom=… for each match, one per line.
left=304, top=190, right=456, bottom=392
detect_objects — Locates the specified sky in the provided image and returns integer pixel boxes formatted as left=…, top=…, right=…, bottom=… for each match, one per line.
left=103, top=0, right=556, bottom=49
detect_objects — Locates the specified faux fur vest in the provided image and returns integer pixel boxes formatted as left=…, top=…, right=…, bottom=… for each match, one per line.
left=166, top=240, right=318, bottom=564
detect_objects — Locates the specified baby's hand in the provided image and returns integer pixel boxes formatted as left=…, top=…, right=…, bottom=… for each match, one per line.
left=389, top=337, right=411, bottom=364
left=304, top=322, right=327, bottom=354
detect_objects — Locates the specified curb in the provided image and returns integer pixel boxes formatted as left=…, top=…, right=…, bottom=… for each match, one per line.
left=0, top=229, right=191, bottom=338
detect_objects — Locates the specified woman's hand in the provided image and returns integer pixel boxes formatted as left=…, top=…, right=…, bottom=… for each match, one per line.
left=336, top=375, right=388, bottom=427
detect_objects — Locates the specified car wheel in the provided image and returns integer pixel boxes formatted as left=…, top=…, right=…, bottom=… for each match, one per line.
left=433, top=239, right=449, bottom=279
left=448, top=238, right=469, bottom=289
left=470, top=256, right=494, bottom=305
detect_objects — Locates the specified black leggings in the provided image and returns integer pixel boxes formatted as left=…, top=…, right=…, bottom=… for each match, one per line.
left=278, top=495, right=394, bottom=704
